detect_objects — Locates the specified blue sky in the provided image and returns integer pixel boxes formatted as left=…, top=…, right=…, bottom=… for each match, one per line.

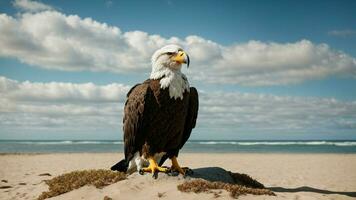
left=0, top=0, right=356, bottom=140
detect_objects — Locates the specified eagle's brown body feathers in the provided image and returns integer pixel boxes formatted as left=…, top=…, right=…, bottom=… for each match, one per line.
left=123, top=78, right=198, bottom=164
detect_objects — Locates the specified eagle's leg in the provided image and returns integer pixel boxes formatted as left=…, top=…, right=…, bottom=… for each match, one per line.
left=139, top=157, right=168, bottom=178
left=170, top=156, right=190, bottom=176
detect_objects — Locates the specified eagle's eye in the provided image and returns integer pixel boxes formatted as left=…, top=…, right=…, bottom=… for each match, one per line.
left=166, top=52, right=174, bottom=56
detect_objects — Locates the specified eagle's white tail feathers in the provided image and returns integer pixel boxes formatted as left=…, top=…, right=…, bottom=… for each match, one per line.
left=126, top=152, right=167, bottom=174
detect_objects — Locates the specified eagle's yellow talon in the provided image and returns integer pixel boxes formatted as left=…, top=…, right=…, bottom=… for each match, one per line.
left=170, top=156, right=189, bottom=175
left=141, top=157, right=168, bottom=175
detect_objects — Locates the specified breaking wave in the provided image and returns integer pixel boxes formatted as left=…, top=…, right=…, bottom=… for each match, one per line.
left=2, top=140, right=356, bottom=147
left=1, top=141, right=124, bottom=145
left=190, top=141, right=356, bottom=146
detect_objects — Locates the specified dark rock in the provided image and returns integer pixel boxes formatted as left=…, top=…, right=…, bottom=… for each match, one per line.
left=39, top=173, right=52, bottom=176
left=0, top=186, right=12, bottom=189
left=189, top=167, right=236, bottom=184
left=103, top=195, right=112, bottom=200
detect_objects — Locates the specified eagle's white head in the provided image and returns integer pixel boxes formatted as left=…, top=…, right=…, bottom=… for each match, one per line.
left=150, top=44, right=190, bottom=99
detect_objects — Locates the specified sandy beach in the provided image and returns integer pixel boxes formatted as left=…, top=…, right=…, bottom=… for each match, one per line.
left=1, top=153, right=356, bottom=200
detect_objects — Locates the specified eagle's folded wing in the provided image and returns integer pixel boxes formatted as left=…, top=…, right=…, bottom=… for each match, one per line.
left=123, top=82, right=152, bottom=161
left=179, top=87, right=199, bottom=149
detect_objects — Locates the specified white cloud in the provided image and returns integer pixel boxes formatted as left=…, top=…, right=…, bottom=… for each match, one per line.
left=199, top=39, right=356, bottom=86
left=1, top=76, right=356, bottom=135
left=328, top=29, right=356, bottom=37
left=105, top=0, right=113, bottom=8
left=0, top=76, right=130, bottom=103
left=1, top=9, right=356, bottom=86
left=198, top=91, right=356, bottom=131
left=0, top=76, right=128, bottom=131
left=12, top=0, right=53, bottom=12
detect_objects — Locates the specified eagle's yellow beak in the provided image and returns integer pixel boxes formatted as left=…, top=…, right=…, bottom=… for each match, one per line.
left=172, top=50, right=190, bottom=67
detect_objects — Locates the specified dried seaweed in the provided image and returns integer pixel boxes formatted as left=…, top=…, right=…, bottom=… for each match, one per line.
left=177, top=179, right=275, bottom=198
left=37, top=169, right=126, bottom=200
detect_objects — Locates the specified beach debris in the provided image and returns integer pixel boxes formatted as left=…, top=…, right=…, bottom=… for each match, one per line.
left=0, top=185, right=12, bottom=189
left=208, top=190, right=222, bottom=198
left=39, top=173, right=52, bottom=176
left=37, top=169, right=126, bottom=200
left=1, top=180, right=8, bottom=183
left=157, top=192, right=166, bottom=198
left=103, top=195, right=113, bottom=200
left=19, top=182, right=27, bottom=185
left=213, top=191, right=222, bottom=198
left=177, top=179, right=275, bottom=198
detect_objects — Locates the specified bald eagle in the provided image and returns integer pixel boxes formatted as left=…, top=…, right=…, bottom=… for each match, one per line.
left=111, top=45, right=199, bottom=178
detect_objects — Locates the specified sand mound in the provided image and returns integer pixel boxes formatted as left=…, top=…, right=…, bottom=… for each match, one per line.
left=36, top=167, right=273, bottom=199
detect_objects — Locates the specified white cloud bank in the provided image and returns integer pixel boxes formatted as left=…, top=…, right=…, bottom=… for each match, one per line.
left=1, top=7, right=356, bottom=86
left=0, top=76, right=130, bottom=103
left=328, top=29, right=356, bottom=37
left=1, top=76, right=356, bottom=135
left=0, top=76, right=129, bottom=131
left=199, top=91, right=356, bottom=132
left=12, top=0, right=53, bottom=12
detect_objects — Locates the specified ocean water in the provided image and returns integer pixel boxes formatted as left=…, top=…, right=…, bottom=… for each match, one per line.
left=1, top=140, right=356, bottom=153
